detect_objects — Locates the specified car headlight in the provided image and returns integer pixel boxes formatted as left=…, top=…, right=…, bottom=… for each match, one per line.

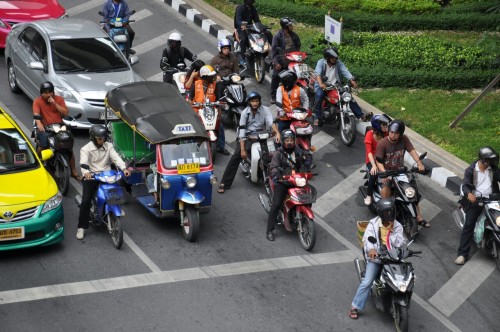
left=341, top=92, right=352, bottom=103
left=186, top=176, right=197, bottom=188
left=405, top=187, right=416, bottom=198
left=295, top=177, right=306, bottom=187
left=41, top=192, right=63, bottom=214
left=54, top=86, right=78, bottom=104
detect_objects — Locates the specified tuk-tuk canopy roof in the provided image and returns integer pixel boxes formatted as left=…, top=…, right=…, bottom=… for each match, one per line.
left=105, top=82, right=209, bottom=144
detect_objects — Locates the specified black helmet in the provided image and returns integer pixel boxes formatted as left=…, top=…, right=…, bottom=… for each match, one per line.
left=244, top=0, right=255, bottom=5
left=246, top=91, right=261, bottom=105
left=478, top=146, right=498, bottom=166
left=281, top=129, right=295, bottom=150
left=388, top=120, right=405, bottom=135
left=89, top=124, right=107, bottom=144
left=280, top=17, right=294, bottom=29
left=371, top=114, right=391, bottom=133
left=279, top=70, right=297, bottom=91
left=323, top=47, right=339, bottom=60
left=40, top=81, right=54, bottom=94
left=376, top=198, right=396, bottom=223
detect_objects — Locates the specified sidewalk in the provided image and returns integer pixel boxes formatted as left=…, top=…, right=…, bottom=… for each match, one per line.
left=163, top=0, right=468, bottom=193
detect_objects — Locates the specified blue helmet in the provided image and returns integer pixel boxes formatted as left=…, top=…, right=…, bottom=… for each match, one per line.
left=371, top=114, right=391, bottom=133
left=246, top=91, right=261, bottom=105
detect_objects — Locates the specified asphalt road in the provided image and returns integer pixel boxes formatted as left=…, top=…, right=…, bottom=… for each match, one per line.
left=0, top=0, right=499, bottom=331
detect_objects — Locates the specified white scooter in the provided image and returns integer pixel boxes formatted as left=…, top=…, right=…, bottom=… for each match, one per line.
left=192, top=99, right=224, bottom=162
left=239, top=130, right=276, bottom=183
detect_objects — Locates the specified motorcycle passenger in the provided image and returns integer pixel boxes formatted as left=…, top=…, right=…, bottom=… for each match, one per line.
left=363, top=114, right=390, bottom=205
left=217, top=91, right=279, bottom=194
left=211, top=39, right=239, bottom=78
left=102, top=0, right=136, bottom=54
left=266, top=129, right=312, bottom=241
left=33, top=81, right=81, bottom=181
left=349, top=198, right=406, bottom=319
left=233, top=0, right=260, bottom=67
left=276, top=69, right=309, bottom=133
left=184, top=60, right=206, bottom=99
left=188, top=65, right=229, bottom=155
left=78, top=125, right=131, bottom=240
left=375, top=120, right=429, bottom=227
left=270, top=17, right=301, bottom=104
left=313, top=47, right=370, bottom=126
left=160, top=32, right=197, bottom=85
left=455, top=147, right=500, bottom=265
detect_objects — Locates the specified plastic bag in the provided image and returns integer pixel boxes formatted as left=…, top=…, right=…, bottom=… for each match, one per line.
left=473, top=215, right=486, bottom=245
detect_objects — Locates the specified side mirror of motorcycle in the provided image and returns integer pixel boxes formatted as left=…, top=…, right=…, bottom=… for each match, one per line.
left=419, top=152, right=427, bottom=160
left=368, top=236, right=377, bottom=244
left=81, top=164, right=90, bottom=170
left=376, top=156, right=385, bottom=164
left=130, top=10, right=136, bottom=15
left=321, top=76, right=328, bottom=83
left=98, top=11, right=105, bottom=17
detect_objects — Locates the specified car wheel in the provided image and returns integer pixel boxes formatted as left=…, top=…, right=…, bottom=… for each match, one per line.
left=7, top=61, right=21, bottom=94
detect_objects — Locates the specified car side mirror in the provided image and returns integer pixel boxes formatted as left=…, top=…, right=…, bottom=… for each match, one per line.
left=129, top=56, right=139, bottom=65
left=28, top=61, right=44, bottom=71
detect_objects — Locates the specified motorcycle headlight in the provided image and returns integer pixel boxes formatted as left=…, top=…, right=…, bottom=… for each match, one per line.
left=293, top=112, right=308, bottom=120
left=295, top=177, right=306, bottom=187
left=186, top=176, right=197, bottom=188
left=398, top=282, right=407, bottom=293
left=496, top=216, right=500, bottom=227
left=161, top=178, right=170, bottom=189
left=231, top=75, right=241, bottom=83
left=342, top=92, right=352, bottom=103
left=405, top=187, right=416, bottom=199
left=258, top=132, right=270, bottom=139
left=103, top=173, right=121, bottom=183
left=54, top=86, right=78, bottom=104
left=41, top=192, right=63, bottom=214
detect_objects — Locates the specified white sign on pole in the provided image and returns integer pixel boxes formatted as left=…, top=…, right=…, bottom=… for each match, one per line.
left=324, top=15, right=342, bottom=44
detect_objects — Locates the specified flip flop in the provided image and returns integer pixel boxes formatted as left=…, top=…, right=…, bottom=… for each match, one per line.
left=418, top=219, right=431, bottom=228
left=349, top=308, right=359, bottom=319
left=217, top=184, right=226, bottom=194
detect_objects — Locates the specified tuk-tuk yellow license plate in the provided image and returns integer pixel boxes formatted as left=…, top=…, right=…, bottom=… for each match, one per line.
left=177, top=163, right=200, bottom=174
left=0, top=227, right=25, bottom=241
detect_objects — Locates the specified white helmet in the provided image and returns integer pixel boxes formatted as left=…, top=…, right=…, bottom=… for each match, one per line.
left=169, top=32, right=181, bottom=41
left=218, top=39, right=231, bottom=52
left=200, top=65, right=217, bottom=78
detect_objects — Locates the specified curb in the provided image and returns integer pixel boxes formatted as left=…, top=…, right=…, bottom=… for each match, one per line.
left=163, top=0, right=467, bottom=194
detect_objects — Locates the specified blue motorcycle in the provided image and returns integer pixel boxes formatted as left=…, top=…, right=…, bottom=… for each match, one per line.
left=75, top=168, right=126, bottom=249
left=99, top=10, right=135, bottom=59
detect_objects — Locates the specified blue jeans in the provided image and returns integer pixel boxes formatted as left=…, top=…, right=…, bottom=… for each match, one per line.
left=351, top=260, right=381, bottom=310
left=217, top=122, right=226, bottom=150
left=314, top=87, right=364, bottom=119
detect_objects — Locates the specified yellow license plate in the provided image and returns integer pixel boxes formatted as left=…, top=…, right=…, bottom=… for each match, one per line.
left=177, top=163, right=200, bottom=174
left=0, top=227, right=25, bottom=241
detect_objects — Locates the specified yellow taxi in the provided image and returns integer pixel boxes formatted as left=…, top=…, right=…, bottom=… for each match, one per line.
left=0, top=106, right=63, bottom=250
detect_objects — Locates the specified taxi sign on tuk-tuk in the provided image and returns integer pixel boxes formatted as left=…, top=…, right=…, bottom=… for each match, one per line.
left=172, top=124, right=196, bottom=135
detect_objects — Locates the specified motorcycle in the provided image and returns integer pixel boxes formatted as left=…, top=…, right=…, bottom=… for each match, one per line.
left=284, top=51, right=316, bottom=100
left=354, top=236, right=421, bottom=332
left=287, top=108, right=314, bottom=152
left=452, top=190, right=500, bottom=270
left=99, top=10, right=136, bottom=59
left=319, top=81, right=357, bottom=146
left=239, top=130, right=276, bottom=183
left=258, top=162, right=317, bottom=251
left=160, top=60, right=188, bottom=95
left=74, top=167, right=126, bottom=249
left=219, top=73, right=247, bottom=129
left=359, top=153, right=429, bottom=241
left=192, top=99, right=225, bottom=163
left=227, top=21, right=271, bottom=83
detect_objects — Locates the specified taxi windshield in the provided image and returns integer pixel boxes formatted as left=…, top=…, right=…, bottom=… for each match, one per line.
left=160, top=139, right=210, bottom=169
left=0, top=129, right=38, bottom=173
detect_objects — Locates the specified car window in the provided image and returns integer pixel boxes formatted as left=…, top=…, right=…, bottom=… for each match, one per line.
left=31, top=33, right=48, bottom=62
left=18, top=27, right=38, bottom=50
left=51, top=37, right=129, bottom=73
left=0, top=129, right=37, bottom=173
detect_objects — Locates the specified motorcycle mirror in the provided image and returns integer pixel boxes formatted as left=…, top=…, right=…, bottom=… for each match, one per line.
left=419, top=152, right=427, bottom=160
left=130, top=10, right=136, bottom=15
left=368, top=236, right=377, bottom=244
left=321, top=76, right=328, bottom=82
left=98, top=11, right=105, bottom=16
left=81, top=164, right=90, bottom=170
left=74, top=113, right=83, bottom=120
left=376, top=156, right=385, bottom=164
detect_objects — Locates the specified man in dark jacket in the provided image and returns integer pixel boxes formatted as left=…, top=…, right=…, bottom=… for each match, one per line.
left=270, top=17, right=301, bottom=103
left=160, top=32, right=197, bottom=85
left=211, top=39, right=239, bottom=78
left=455, top=146, right=500, bottom=265
left=234, top=0, right=260, bottom=66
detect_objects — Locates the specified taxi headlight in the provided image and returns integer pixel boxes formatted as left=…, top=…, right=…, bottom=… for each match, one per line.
left=342, top=92, right=352, bottom=103
left=186, top=176, right=197, bottom=188
left=405, top=187, right=416, bottom=198
left=41, top=192, right=63, bottom=214
left=161, top=178, right=170, bottom=189
left=210, top=175, right=218, bottom=185
left=295, top=177, right=306, bottom=187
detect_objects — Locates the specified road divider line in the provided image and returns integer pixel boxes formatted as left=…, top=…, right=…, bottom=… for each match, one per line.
left=123, top=232, right=162, bottom=273
left=134, top=31, right=178, bottom=55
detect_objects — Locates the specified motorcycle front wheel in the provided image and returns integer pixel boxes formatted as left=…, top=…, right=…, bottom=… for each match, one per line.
left=393, top=303, right=409, bottom=332
left=52, top=154, right=70, bottom=195
left=108, top=213, right=123, bottom=249
left=210, top=141, right=217, bottom=163
left=298, top=215, right=316, bottom=251
left=340, top=114, right=357, bottom=146
left=403, top=216, right=419, bottom=241
left=254, top=55, right=266, bottom=84
left=182, top=205, right=200, bottom=242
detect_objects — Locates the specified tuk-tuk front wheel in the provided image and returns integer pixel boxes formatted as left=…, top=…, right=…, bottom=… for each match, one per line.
left=181, top=205, right=199, bottom=242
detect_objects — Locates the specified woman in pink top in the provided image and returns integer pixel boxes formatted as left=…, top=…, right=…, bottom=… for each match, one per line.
left=363, top=114, right=390, bottom=205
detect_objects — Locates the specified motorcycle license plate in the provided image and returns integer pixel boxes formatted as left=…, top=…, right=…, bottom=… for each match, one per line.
left=99, top=110, right=119, bottom=120
left=177, top=163, right=200, bottom=174
left=0, top=227, right=25, bottom=241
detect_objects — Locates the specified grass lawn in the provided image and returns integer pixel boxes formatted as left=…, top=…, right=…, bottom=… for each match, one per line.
left=204, top=0, right=500, bottom=163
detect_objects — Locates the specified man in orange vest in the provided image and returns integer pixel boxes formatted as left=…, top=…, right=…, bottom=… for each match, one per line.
left=275, top=69, right=309, bottom=133
left=188, top=65, right=229, bottom=155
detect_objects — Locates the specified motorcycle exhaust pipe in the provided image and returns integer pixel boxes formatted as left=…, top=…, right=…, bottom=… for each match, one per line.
left=74, top=195, right=82, bottom=208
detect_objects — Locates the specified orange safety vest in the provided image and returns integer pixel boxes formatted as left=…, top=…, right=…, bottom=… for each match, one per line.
left=192, top=80, right=216, bottom=111
left=279, top=85, right=301, bottom=120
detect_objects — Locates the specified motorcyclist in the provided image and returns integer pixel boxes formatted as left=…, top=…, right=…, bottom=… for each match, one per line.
left=270, top=17, right=301, bottom=104
left=217, top=91, right=280, bottom=194
left=102, top=0, right=136, bottom=54
left=188, top=65, right=229, bottom=155
left=313, top=47, right=370, bottom=126
left=375, top=120, right=429, bottom=227
left=266, top=129, right=312, bottom=241
left=160, top=32, right=197, bottom=85
left=33, top=81, right=81, bottom=181
left=78, top=125, right=130, bottom=240
left=455, top=146, right=500, bottom=265
left=349, top=198, right=405, bottom=319
left=211, top=39, right=239, bottom=78
left=363, top=114, right=390, bottom=205
left=184, top=59, right=206, bottom=99
left=276, top=69, right=309, bottom=133
left=233, top=0, right=260, bottom=67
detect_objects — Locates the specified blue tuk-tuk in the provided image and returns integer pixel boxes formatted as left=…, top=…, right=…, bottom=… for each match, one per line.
left=104, top=81, right=217, bottom=242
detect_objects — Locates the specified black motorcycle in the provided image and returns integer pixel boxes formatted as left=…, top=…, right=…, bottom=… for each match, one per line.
left=355, top=236, right=421, bottom=332
left=219, top=73, right=247, bottom=129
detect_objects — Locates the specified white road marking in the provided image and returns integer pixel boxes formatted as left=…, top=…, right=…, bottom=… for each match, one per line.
left=134, top=31, right=179, bottom=55
left=196, top=50, right=215, bottom=63
left=132, top=9, right=153, bottom=22
left=123, top=233, right=162, bottom=273
left=147, top=72, right=163, bottom=82
left=311, top=130, right=336, bottom=152
left=419, top=198, right=441, bottom=223
left=66, top=0, right=103, bottom=17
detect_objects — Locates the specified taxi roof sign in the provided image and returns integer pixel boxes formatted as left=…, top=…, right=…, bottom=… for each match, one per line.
left=172, top=124, right=196, bottom=135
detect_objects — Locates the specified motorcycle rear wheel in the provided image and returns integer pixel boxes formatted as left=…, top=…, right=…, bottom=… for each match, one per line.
left=182, top=205, right=200, bottom=242
left=108, top=213, right=123, bottom=249
left=254, top=56, right=266, bottom=84
left=394, top=303, right=409, bottom=332
left=298, top=216, right=316, bottom=251
left=52, top=155, right=70, bottom=195
left=340, top=114, right=357, bottom=146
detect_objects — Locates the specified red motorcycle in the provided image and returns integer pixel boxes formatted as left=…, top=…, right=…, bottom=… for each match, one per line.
left=285, top=51, right=316, bottom=99
left=259, top=168, right=317, bottom=251
left=286, top=107, right=314, bottom=152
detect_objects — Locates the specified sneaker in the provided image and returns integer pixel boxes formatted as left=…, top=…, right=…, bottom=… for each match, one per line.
left=364, top=196, right=372, bottom=206
left=76, top=228, right=85, bottom=240
left=454, top=256, right=465, bottom=265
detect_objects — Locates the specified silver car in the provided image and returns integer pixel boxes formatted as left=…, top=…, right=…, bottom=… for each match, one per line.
left=5, top=18, right=143, bottom=129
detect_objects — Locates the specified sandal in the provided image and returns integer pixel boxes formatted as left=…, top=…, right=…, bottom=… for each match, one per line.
left=349, top=307, right=359, bottom=320
left=217, top=184, right=226, bottom=194
left=418, top=219, right=431, bottom=228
